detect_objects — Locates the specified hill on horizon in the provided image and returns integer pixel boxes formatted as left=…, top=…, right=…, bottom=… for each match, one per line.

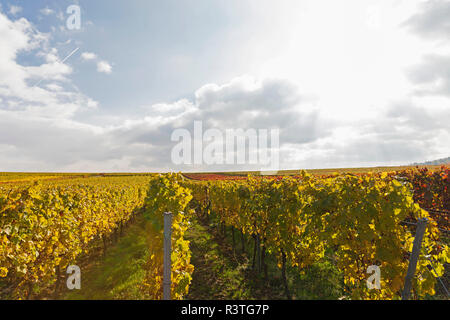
left=411, top=157, right=450, bottom=166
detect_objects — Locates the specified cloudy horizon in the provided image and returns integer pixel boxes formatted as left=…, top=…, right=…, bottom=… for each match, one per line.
left=0, top=0, right=449, bottom=172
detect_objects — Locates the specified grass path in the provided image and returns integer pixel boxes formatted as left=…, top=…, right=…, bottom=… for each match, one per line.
left=59, top=214, right=340, bottom=300
left=61, top=215, right=277, bottom=300
left=60, top=214, right=258, bottom=300
left=185, top=219, right=254, bottom=299
left=185, top=218, right=286, bottom=300
left=63, top=216, right=151, bottom=299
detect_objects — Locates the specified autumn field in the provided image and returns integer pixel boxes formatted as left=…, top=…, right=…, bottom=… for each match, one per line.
left=0, top=165, right=448, bottom=300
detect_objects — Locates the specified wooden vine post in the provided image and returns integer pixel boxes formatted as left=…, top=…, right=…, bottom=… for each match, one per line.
left=163, top=212, right=172, bottom=300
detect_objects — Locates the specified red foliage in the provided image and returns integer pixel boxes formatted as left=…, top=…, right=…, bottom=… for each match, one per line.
left=395, top=166, right=450, bottom=229
left=182, top=173, right=248, bottom=181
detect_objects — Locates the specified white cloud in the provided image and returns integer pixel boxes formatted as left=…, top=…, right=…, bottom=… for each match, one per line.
left=407, top=54, right=450, bottom=97
left=97, top=60, right=112, bottom=74
left=8, top=5, right=22, bottom=16
left=0, top=11, right=96, bottom=118
left=56, top=11, right=64, bottom=21
left=40, top=7, right=54, bottom=16
left=81, top=52, right=113, bottom=75
left=81, top=52, right=97, bottom=61
left=403, top=0, right=450, bottom=41
left=46, top=83, right=63, bottom=91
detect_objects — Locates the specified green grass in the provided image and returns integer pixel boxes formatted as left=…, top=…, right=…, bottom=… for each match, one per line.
left=63, top=217, right=151, bottom=300
left=62, top=214, right=268, bottom=300
left=186, top=218, right=345, bottom=300
left=185, top=218, right=255, bottom=299
left=288, top=260, right=345, bottom=299
left=202, top=216, right=346, bottom=300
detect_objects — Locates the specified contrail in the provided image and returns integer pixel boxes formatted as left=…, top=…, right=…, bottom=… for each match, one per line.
left=33, top=47, right=80, bottom=87
left=61, top=47, right=80, bottom=63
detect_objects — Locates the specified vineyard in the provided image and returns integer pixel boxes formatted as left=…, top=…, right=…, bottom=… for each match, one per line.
left=0, top=166, right=449, bottom=300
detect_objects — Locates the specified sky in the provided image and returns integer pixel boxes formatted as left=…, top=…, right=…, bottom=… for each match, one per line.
left=0, top=0, right=449, bottom=172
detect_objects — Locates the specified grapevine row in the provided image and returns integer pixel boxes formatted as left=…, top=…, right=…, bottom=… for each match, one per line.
left=182, top=171, right=449, bottom=299
left=0, top=176, right=149, bottom=298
